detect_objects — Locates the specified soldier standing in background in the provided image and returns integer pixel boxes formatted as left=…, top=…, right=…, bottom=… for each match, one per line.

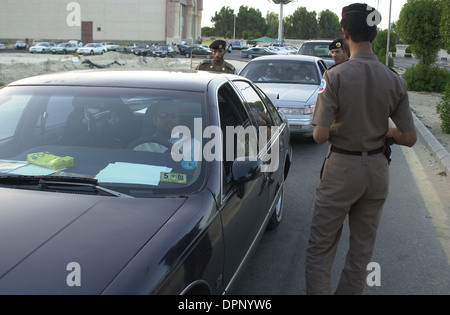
left=196, top=40, right=236, bottom=74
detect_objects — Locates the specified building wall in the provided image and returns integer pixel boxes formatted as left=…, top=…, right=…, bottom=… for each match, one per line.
left=0, top=0, right=202, bottom=44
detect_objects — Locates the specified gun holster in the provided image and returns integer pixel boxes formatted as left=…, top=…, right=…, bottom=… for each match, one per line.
left=384, top=137, right=395, bottom=165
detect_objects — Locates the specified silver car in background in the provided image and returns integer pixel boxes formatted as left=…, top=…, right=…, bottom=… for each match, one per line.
left=239, top=54, right=328, bottom=138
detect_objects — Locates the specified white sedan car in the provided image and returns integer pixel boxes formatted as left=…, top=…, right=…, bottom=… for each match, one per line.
left=77, top=43, right=106, bottom=55
left=29, top=42, right=53, bottom=54
left=239, top=54, right=329, bottom=138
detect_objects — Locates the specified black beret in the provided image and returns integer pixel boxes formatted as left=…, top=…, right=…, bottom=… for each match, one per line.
left=210, top=40, right=226, bottom=50
left=342, top=3, right=375, bottom=16
left=329, top=39, right=343, bottom=50
left=341, top=3, right=381, bottom=27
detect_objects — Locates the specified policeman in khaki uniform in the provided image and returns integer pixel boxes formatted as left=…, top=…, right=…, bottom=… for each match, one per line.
left=305, top=3, right=417, bottom=295
left=328, top=38, right=349, bottom=65
left=196, top=40, right=236, bottom=74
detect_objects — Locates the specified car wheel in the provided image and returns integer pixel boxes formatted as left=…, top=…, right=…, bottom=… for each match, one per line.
left=248, top=54, right=253, bottom=59
left=185, top=53, right=190, bottom=58
left=90, top=50, right=94, bottom=55
left=266, top=184, right=284, bottom=231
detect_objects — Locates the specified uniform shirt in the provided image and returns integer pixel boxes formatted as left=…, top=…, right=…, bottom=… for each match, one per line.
left=196, top=59, right=236, bottom=74
left=313, top=52, right=415, bottom=152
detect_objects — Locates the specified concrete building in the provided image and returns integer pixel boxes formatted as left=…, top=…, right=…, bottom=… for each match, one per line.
left=0, top=0, right=203, bottom=45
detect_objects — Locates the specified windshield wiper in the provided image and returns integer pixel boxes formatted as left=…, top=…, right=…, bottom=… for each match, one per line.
left=0, top=175, right=133, bottom=198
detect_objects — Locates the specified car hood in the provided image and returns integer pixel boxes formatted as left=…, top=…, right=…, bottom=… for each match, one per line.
left=0, top=188, right=186, bottom=294
left=255, top=83, right=318, bottom=106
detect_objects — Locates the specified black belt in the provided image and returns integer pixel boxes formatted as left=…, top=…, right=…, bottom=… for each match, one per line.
left=331, top=145, right=384, bottom=156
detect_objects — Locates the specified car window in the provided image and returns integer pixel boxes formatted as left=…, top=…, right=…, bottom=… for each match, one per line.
left=318, top=59, right=328, bottom=76
left=232, top=80, right=274, bottom=141
left=0, top=86, right=206, bottom=197
left=0, top=94, right=30, bottom=139
left=299, top=42, right=332, bottom=58
left=240, top=60, right=320, bottom=85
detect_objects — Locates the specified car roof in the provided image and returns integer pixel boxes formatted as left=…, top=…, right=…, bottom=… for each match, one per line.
left=302, top=40, right=333, bottom=43
left=245, top=54, right=323, bottom=63
left=6, top=69, right=238, bottom=91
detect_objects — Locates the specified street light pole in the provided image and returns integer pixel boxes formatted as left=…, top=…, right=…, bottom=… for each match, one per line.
left=385, top=0, right=392, bottom=66
left=279, top=3, right=284, bottom=43
left=272, top=0, right=293, bottom=44
left=233, top=14, right=236, bottom=43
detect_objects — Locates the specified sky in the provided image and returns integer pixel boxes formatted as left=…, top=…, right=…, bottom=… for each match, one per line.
left=201, top=0, right=407, bottom=31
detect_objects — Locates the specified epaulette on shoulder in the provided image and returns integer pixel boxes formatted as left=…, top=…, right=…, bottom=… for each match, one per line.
left=326, top=59, right=348, bottom=71
left=386, top=64, right=399, bottom=75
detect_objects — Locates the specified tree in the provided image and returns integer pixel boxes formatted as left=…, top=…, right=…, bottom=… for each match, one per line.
left=397, top=0, right=443, bottom=65
left=318, top=10, right=341, bottom=39
left=211, top=7, right=235, bottom=37
left=440, top=0, right=450, bottom=52
left=265, top=12, right=279, bottom=39
left=284, top=7, right=318, bottom=39
left=373, top=29, right=397, bottom=67
left=236, top=6, right=267, bottom=39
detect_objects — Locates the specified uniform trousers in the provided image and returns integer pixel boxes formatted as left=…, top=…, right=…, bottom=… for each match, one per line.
left=305, top=148, right=389, bottom=295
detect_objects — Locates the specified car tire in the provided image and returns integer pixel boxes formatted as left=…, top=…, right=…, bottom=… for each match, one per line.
left=248, top=54, right=253, bottom=59
left=185, top=53, right=190, bottom=58
left=266, top=184, right=284, bottom=231
left=90, top=50, right=94, bottom=55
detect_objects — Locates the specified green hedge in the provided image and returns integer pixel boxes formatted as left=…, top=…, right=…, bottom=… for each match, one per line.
left=437, top=82, right=450, bottom=133
left=402, top=63, right=450, bottom=92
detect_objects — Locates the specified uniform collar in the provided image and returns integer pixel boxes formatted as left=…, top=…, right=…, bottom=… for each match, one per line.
left=349, top=51, right=378, bottom=60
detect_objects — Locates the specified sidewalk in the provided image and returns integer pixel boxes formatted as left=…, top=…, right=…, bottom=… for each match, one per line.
left=412, top=112, right=450, bottom=175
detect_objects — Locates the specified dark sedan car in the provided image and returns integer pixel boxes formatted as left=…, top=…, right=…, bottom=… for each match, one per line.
left=152, top=45, right=176, bottom=58
left=133, top=44, right=151, bottom=56
left=183, top=46, right=213, bottom=58
left=240, top=47, right=277, bottom=59
left=0, top=70, right=292, bottom=294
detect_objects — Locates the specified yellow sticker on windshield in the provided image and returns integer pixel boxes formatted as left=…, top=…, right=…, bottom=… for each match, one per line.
left=160, top=172, right=187, bottom=184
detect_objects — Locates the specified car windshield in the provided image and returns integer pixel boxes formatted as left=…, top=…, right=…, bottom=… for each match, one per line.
left=0, top=86, right=206, bottom=197
left=299, top=43, right=332, bottom=59
left=240, top=60, right=320, bottom=85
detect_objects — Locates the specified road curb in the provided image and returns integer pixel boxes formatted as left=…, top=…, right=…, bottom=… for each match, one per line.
left=412, top=111, right=450, bottom=175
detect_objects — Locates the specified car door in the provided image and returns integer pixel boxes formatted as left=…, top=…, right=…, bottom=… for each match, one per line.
left=216, top=82, right=271, bottom=290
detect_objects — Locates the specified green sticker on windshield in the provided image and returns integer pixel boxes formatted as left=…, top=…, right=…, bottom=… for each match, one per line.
left=160, top=172, right=187, bottom=184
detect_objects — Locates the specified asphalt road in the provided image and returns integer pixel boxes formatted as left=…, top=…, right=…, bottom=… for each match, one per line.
left=229, top=135, right=450, bottom=295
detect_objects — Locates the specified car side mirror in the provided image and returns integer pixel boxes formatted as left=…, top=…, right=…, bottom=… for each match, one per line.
left=231, top=157, right=263, bottom=198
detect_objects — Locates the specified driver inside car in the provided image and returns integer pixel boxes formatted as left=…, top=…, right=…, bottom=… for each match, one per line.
left=131, top=100, right=201, bottom=164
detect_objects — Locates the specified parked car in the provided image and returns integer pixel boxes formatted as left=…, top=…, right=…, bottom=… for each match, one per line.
left=177, top=44, right=190, bottom=55
left=0, top=69, right=291, bottom=294
left=152, top=45, right=176, bottom=58
left=133, top=44, right=151, bottom=56
left=0, top=43, right=7, bottom=50
left=239, top=54, right=329, bottom=138
left=101, top=42, right=121, bottom=51
left=13, top=40, right=27, bottom=49
left=51, top=42, right=79, bottom=54
left=123, top=43, right=138, bottom=53
left=183, top=46, right=212, bottom=58
left=29, top=42, right=53, bottom=53
left=228, top=41, right=248, bottom=50
left=240, top=47, right=277, bottom=59
left=31, top=39, right=44, bottom=46
left=297, top=40, right=334, bottom=67
left=77, top=43, right=106, bottom=55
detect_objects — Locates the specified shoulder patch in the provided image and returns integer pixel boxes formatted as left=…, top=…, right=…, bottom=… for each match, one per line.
left=318, top=78, right=327, bottom=93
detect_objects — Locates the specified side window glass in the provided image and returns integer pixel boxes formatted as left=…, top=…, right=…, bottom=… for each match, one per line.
left=232, top=81, right=273, bottom=142
left=318, top=60, right=328, bottom=76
